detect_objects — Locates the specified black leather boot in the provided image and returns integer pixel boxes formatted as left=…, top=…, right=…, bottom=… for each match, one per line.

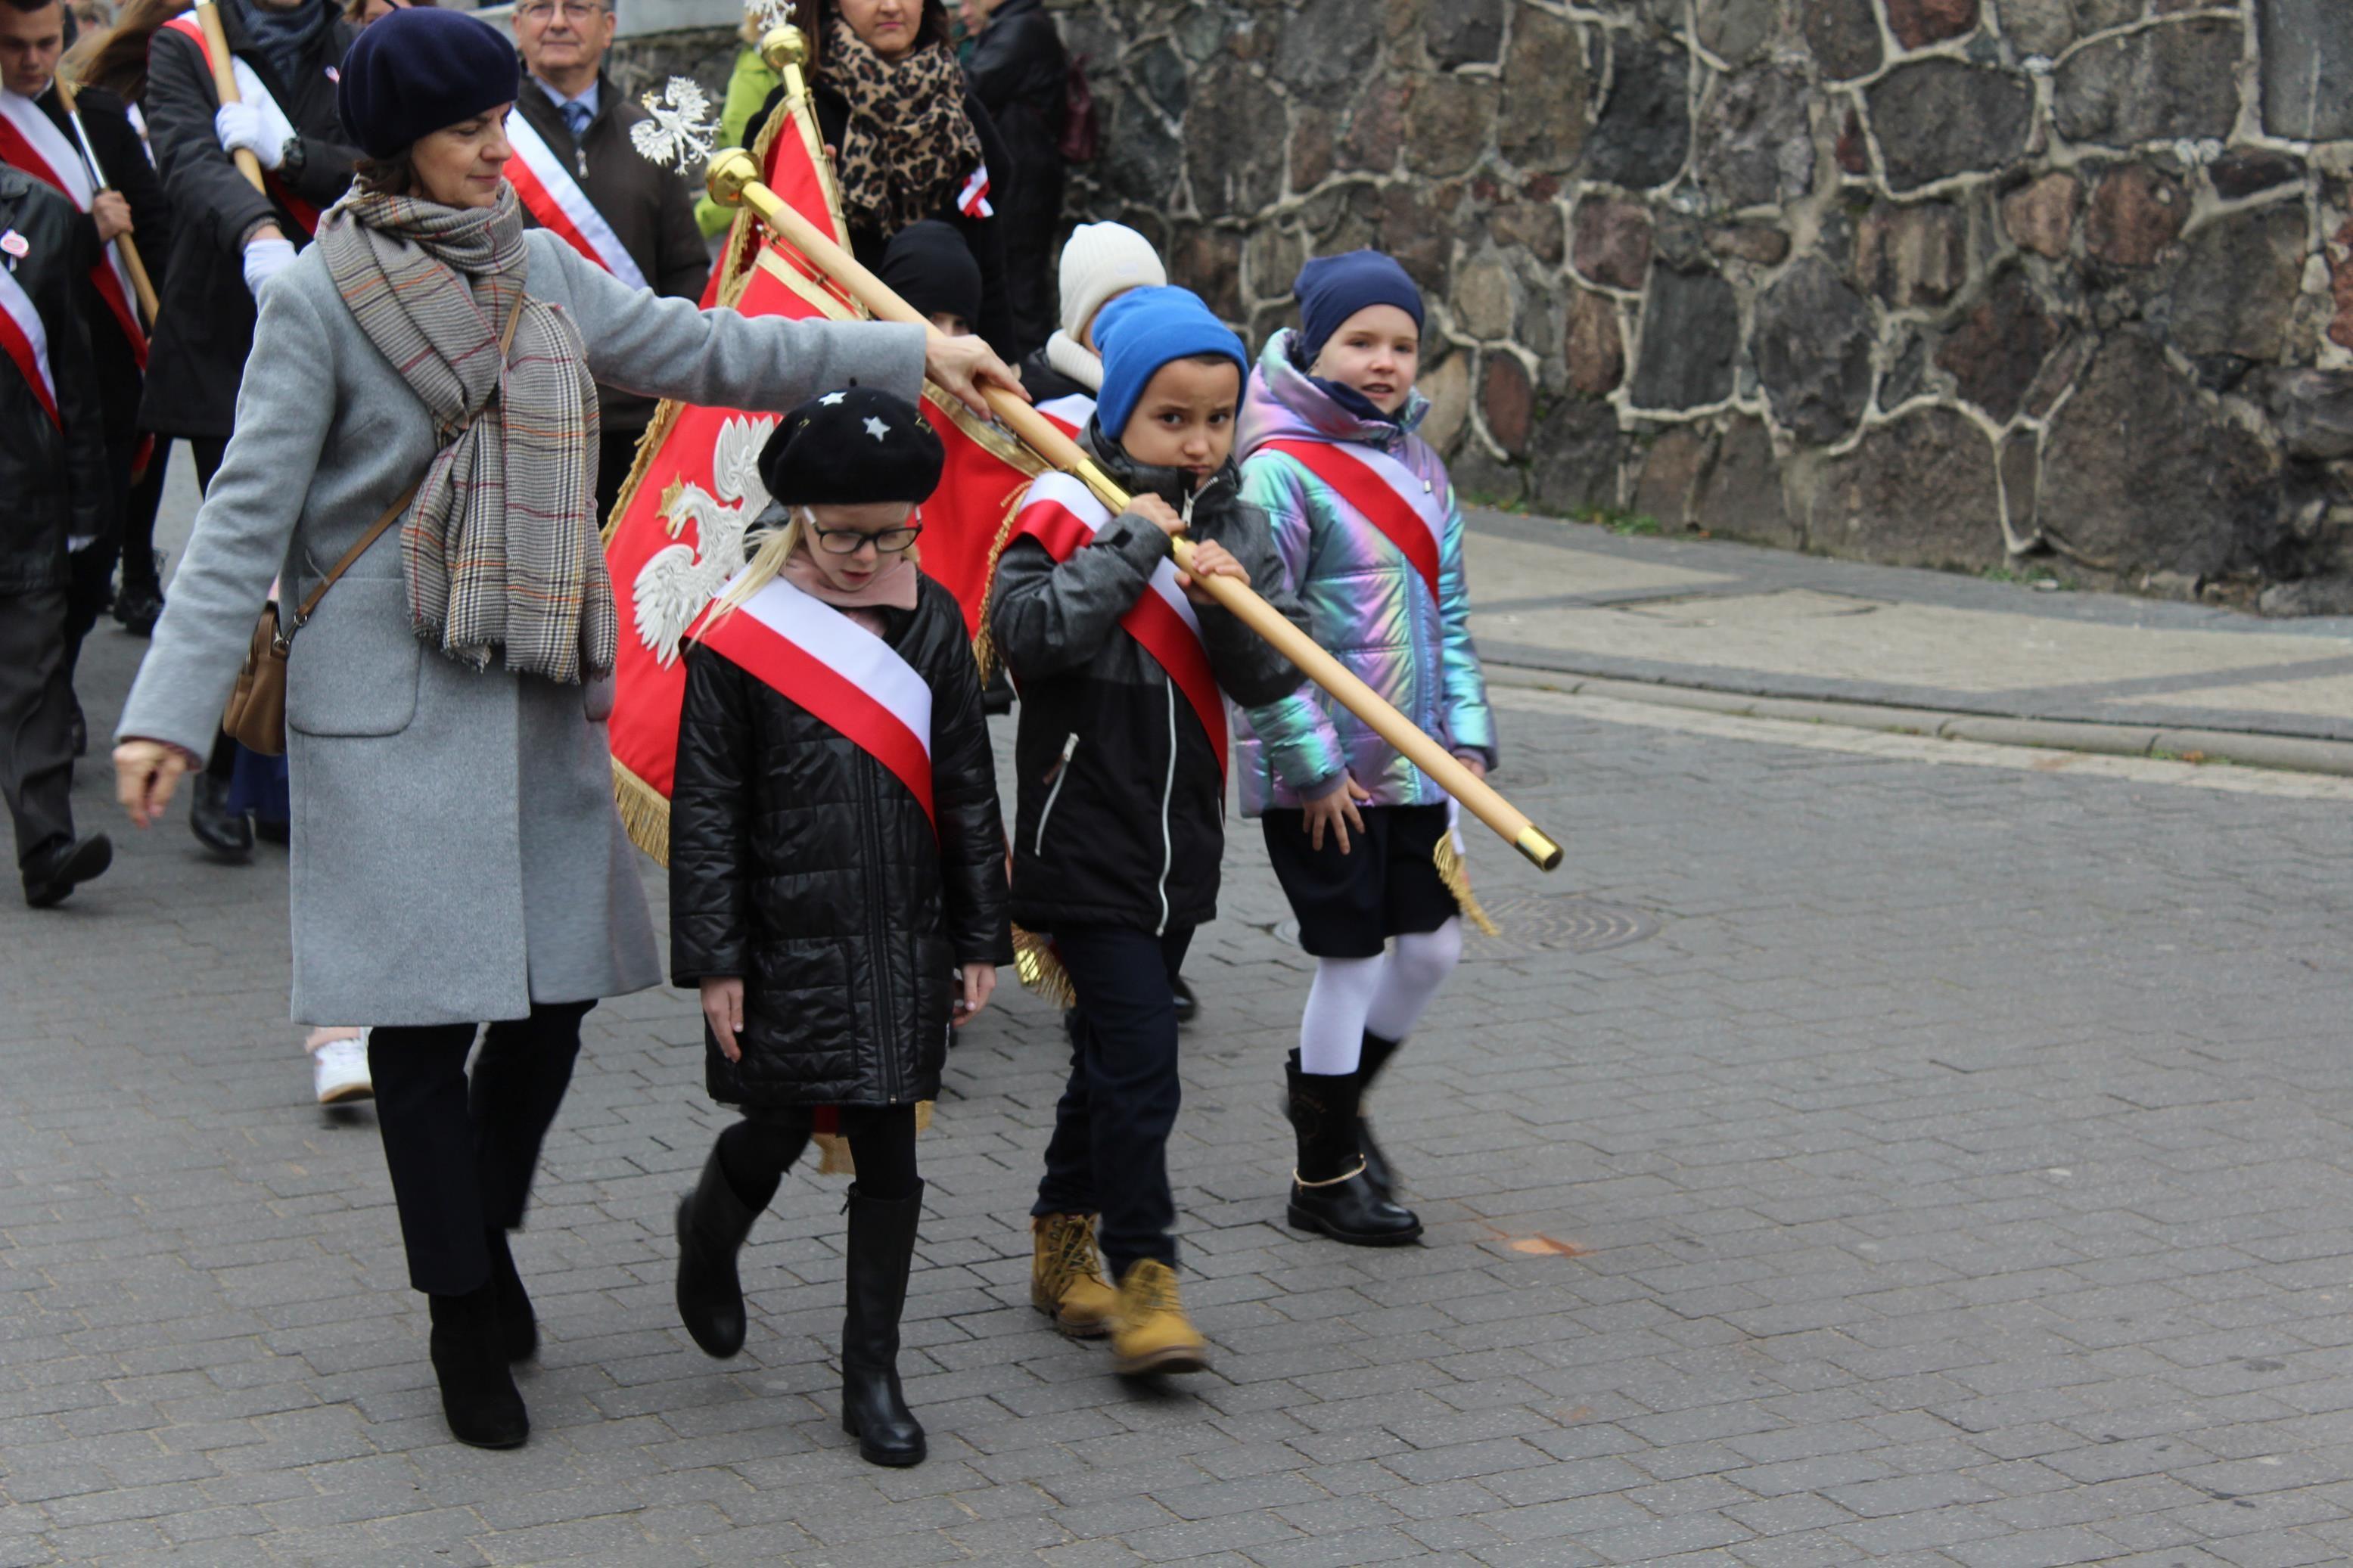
left=427, top=1285, right=529, bottom=1448
left=188, top=771, right=253, bottom=862
left=1355, top=1032, right=1403, bottom=1201
left=841, top=1181, right=926, bottom=1467
left=1285, top=1059, right=1422, bottom=1247
left=676, top=1144, right=761, bottom=1358
left=484, top=1228, right=536, bottom=1362
left=21, top=833, right=110, bottom=910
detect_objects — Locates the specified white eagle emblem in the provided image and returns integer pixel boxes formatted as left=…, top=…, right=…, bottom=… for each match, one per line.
left=630, top=414, right=778, bottom=666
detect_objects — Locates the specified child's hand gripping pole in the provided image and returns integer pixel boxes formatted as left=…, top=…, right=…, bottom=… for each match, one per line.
left=705, top=148, right=1564, bottom=873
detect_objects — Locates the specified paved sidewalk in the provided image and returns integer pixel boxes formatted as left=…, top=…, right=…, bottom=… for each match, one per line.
left=1464, top=511, right=2353, bottom=753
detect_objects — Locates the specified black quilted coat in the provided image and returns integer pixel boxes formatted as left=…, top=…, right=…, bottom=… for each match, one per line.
left=668, top=574, right=1012, bottom=1109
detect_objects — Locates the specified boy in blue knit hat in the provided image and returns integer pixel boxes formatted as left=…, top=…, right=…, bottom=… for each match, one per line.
left=990, top=287, right=1309, bottom=1377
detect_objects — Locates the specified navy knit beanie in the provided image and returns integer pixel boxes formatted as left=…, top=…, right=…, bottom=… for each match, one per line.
left=338, top=9, right=519, bottom=160
left=1092, top=287, right=1248, bottom=441
left=1295, top=250, right=1425, bottom=365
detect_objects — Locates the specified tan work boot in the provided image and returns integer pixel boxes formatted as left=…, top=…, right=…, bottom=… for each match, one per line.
left=1109, top=1259, right=1208, bottom=1377
left=1030, top=1214, right=1117, bottom=1338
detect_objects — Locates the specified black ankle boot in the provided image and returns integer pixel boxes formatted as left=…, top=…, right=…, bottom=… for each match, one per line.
left=1355, top=1032, right=1403, bottom=1201
left=484, top=1228, right=536, bottom=1362
left=427, top=1285, right=529, bottom=1448
left=676, top=1144, right=762, bottom=1358
left=188, top=772, right=253, bottom=862
left=841, top=1181, right=926, bottom=1467
left=1285, top=1059, right=1422, bottom=1247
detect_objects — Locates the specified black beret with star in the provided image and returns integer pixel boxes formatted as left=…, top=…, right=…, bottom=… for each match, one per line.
left=756, top=387, right=946, bottom=507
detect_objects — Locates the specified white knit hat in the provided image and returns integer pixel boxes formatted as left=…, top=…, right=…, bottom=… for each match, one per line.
left=1059, top=222, right=1169, bottom=344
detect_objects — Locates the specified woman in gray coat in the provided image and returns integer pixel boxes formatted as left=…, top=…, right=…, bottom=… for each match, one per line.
left=110, top=8, right=1020, bottom=1450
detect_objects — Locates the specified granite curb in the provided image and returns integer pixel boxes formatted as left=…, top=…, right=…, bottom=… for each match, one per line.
left=1487, top=663, right=2353, bottom=778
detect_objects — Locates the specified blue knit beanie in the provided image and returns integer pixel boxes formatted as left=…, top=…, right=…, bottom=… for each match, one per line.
left=338, top=9, right=520, bottom=160
left=1092, top=287, right=1248, bottom=441
left=1295, top=250, right=1425, bottom=365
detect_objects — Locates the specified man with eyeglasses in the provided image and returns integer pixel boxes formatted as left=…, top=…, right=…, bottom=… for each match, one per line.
left=508, top=0, right=707, bottom=527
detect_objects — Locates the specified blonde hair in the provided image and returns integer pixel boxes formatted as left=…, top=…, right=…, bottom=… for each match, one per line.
left=692, top=505, right=923, bottom=641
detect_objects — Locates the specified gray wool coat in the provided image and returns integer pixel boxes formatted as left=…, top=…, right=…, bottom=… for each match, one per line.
left=117, top=231, right=927, bottom=1026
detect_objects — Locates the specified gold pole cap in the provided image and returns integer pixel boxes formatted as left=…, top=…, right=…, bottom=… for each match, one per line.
left=759, top=23, right=810, bottom=72
left=706, top=147, right=759, bottom=206
left=1515, top=824, right=1563, bottom=872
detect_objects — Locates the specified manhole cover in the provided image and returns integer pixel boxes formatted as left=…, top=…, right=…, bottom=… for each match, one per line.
left=1271, top=895, right=1658, bottom=961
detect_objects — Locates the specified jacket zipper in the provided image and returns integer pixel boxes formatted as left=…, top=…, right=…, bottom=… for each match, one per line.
left=1034, top=732, right=1079, bottom=856
left=857, top=756, right=900, bottom=1104
left=1155, top=680, right=1176, bottom=936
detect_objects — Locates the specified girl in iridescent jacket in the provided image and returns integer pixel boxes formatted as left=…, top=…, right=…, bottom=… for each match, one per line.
left=1233, top=251, right=1498, bottom=1250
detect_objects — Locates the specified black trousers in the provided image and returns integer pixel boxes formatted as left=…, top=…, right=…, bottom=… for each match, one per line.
left=118, top=440, right=170, bottom=597
left=367, top=1000, right=595, bottom=1295
left=0, top=588, right=76, bottom=870
left=61, top=542, right=117, bottom=686
left=1031, top=923, right=1194, bottom=1278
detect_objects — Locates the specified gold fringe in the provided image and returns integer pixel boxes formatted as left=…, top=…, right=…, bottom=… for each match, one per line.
left=612, top=758, right=673, bottom=867
left=1434, top=831, right=1502, bottom=938
left=1012, top=924, right=1075, bottom=1008
left=813, top=1100, right=935, bottom=1175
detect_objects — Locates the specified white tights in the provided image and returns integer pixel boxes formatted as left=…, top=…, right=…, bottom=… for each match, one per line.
left=1297, top=918, right=1464, bottom=1076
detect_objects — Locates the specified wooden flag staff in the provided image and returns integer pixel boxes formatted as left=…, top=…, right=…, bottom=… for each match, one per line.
left=191, top=0, right=266, bottom=194
left=53, top=76, right=161, bottom=324
left=706, top=145, right=1564, bottom=872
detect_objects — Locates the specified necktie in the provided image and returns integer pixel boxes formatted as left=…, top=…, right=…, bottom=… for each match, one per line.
left=564, top=102, right=592, bottom=139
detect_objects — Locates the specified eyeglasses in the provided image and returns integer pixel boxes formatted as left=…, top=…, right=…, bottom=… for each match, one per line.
left=515, top=2, right=608, bottom=20
left=807, top=520, right=923, bottom=556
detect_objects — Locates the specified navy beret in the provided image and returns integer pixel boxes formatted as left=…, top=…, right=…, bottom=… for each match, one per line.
left=758, top=388, right=945, bottom=507
left=337, top=9, right=521, bottom=160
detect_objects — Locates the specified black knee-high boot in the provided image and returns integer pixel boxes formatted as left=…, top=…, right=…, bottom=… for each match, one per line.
left=676, top=1144, right=763, bottom=1358
left=1285, top=1057, right=1422, bottom=1247
left=841, top=1181, right=926, bottom=1467
left=428, top=1284, right=529, bottom=1448
left=1356, top=1032, right=1402, bottom=1200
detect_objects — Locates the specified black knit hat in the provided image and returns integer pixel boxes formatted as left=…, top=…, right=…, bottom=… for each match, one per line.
left=337, top=9, right=519, bottom=160
left=880, top=220, right=983, bottom=330
left=757, top=388, right=945, bottom=506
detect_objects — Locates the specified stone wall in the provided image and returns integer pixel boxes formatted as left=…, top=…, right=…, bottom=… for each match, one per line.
left=1049, top=0, right=2353, bottom=611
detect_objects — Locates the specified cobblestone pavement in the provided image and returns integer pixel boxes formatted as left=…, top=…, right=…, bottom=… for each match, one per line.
left=10, top=623, right=2353, bottom=1567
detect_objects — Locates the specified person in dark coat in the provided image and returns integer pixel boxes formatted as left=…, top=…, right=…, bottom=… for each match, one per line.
left=959, top=0, right=1061, bottom=356
left=878, top=216, right=979, bottom=336
left=140, top=0, right=360, bottom=858
left=0, top=168, right=114, bottom=906
left=505, top=0, right=710, bottom=524
left=669, top=388, right=1012, bottom=1470
left=0, top=0, right=174, bottom=644
left=746, top=0, right=1017, bottom=358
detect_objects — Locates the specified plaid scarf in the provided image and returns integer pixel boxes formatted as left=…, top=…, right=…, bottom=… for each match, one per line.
left=317, top=184, right=615, bottom=685
left=824, top=17, right=983, bottom=239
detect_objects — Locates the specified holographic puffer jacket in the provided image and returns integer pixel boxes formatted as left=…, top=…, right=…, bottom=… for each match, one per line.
left=1231, top=331, right=1497, bottom=815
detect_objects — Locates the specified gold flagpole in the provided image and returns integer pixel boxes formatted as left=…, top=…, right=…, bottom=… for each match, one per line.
left=706, top=144, right=1562, bottom=874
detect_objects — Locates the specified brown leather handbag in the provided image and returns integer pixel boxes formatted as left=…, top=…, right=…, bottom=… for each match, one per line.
left=220, top=297, right=525, bottom=756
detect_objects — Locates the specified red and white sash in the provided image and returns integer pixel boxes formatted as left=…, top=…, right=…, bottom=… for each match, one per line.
left=0, top=90, right=144, bottom=366
left=689, top=573, right=937, bottom=825
left=0, top=260, right=58, bottom=428
left=1035, top=392, right=1093, bottom=438
left=159, top=16, right=322, bottom=238
left=1012, top=471, right=1229, bottom=778
left=1261, top=437, right=1447, bottom=598
left=504, top=113, right=648, bottom=291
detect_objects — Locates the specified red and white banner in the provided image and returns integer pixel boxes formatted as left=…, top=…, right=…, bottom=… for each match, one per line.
left=0, top=89, right=145, bottom=366
left=1034, top=391, right=1093, bottom=438
left=1012, top=471, right=1228, bottom=777
left=0, top=259, right=59, bottom=428
left=1260, top=437, right=1446, bottom=598
left=158, top=17, right=322, bottom=236
left=504, top=113, right=648, bottom=291
left=956, top=162, right=992, bottom=219
left=688, top=573, right=937, bottom=824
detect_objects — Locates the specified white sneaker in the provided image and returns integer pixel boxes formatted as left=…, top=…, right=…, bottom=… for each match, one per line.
left=313, top=1031, right=374, bottom=1105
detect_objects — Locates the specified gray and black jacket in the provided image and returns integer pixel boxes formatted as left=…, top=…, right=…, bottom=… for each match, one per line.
left=990, top=424, right=1308, bottom=936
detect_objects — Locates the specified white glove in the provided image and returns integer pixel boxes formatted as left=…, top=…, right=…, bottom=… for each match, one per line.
left=215, top=102, right=282, bottom=169
left=242, top=236, right=296, bottom=297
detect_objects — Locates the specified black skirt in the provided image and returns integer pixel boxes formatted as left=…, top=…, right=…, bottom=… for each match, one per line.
left=1260, top=803, right=1461, bottom=958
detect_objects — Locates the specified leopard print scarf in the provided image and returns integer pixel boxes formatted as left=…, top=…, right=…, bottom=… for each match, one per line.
left=824, top=14, right=984, bottom=238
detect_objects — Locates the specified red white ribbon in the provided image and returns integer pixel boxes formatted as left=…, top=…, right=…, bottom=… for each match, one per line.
left=956, top=163, right=993, bottom=219
left=504, top=113, right=649, bottom=291
left=688, top=572, right=937, bottom=825
left=0, top=259, right=59, bottom=428
left=1013, top=471, right=1228, bottom=778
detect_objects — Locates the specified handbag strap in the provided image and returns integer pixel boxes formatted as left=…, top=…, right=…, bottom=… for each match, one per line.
left=286, top=294, right=530, bottom=633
